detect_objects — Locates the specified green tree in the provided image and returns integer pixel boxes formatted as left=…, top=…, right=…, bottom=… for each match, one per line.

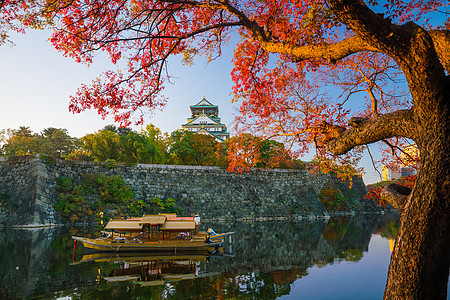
left=141, top=124, right=170, bottom=164
left=16, top=126, right=34, bottom=137
left=39, top=127, right=81, bottom=157
left=118, top=132, right=156, bottom=163
left=190, top=133, right=219, bottom=165
left=1, top=127, right=40, bottom=156
left=82, top=130, right=122, bottom=161
left=82, top=126, right=166, bottom=164
left=168, top=130, right=196, bottom=165
left=1, top=127, right=80, bottom=157
left=102, top=124, right=133, bottom=136
left=169, top=130, right=218, bottom=165
left=257, top=139, right=290, bottom=168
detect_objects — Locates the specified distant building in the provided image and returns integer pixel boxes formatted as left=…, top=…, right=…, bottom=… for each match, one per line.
left=382, top=165, right=401, bottom=181
left=382, top=143, right=419, bottom=180
left=181, top=97, right=230, bottom=142
left=400, top=144, right=419, bottom=166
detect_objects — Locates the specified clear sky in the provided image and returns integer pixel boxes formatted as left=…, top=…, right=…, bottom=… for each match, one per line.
left=0, top=29, right=383, bottom=184
left=0, top=29, right=237, bottom=136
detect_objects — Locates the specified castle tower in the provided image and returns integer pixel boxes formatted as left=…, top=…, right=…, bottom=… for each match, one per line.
left=181, top=97, right=230, bottom=142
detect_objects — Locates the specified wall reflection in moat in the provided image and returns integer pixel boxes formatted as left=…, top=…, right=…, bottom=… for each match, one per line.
left=0, top=213, right=398, bottom=299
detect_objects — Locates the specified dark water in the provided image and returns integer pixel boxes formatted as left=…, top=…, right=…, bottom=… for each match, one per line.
left=0, top=213, right=446, bottom=299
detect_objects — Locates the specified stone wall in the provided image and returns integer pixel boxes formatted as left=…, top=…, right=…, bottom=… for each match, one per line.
left=0, top=156, right=56, bottom=226
left=0, top=155, right=379, bottom=226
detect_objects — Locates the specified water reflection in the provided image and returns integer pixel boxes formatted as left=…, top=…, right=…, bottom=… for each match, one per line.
left=0, top=213, right=397, bottom=299
left=74, top=252, right=213, bottom=286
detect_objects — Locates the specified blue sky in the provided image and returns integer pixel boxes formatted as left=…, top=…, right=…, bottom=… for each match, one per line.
left=0, top=29, right=237, bottom=135
left=0, top=29, right=383, bottom=184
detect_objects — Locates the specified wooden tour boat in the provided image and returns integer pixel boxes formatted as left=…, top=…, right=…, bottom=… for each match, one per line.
left=72, top=213, right=234, bottom=252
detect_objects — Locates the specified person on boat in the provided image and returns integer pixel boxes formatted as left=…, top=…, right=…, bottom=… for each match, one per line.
left=194, top=213, right=200, bottom=235
left=205, top=228, right=218, bottom=244
left=207, top=228, right=217, bottom=236
left=101, top=231, right=111, bottom=239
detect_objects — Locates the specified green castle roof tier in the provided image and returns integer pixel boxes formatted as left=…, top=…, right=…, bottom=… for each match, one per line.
left=182, top=97, right=230, bottom=142
left=190, top=97, right=218, bottom=108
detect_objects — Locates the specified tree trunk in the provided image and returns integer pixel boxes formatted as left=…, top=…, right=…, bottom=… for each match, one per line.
left=384, top=136, right=450, bottom=298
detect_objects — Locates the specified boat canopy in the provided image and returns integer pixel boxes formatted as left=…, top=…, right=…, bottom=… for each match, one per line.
left=105, top=220, right=143, bottom=232
left=140, top=215, right=167, bottom=225
left=103, top=214, right=199, bottom=233
left=160, top=220, right=196, bottom=231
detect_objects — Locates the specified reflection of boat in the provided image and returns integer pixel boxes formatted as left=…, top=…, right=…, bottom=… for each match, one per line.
left=104, top=259, right=197, bottom=286
left=72, top=214, right=234, bottom=252
left=73, top=251, right=220, bottom=286
left=73, top=251, right=221, bottom=264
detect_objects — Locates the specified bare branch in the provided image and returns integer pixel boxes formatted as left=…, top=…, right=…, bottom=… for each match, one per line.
left=382, top=139, right=417, bottom=167
left=366, top=145, right=383, bottom=181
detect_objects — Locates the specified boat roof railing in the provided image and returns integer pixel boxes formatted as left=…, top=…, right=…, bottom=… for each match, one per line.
left=158, top=213, right=177, bottom=217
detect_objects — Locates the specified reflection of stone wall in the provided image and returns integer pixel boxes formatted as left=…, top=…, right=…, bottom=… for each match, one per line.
left=334, top=214, right=381, bottom=253
left=200, top=214, right=382, bottom=276
left=201, top=220, right=328, bottom=275
left=0, top=227, right=100, bottom=299
left=0, top=227, right=59, bottom=299
left=0, top=156, right=379, bottom=226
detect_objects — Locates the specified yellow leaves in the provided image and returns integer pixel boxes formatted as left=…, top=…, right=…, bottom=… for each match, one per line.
left=181, top=46, right=199, bottom=66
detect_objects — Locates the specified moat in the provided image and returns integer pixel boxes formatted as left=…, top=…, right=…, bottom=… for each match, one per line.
left=2, top=212, right=448, bottom=299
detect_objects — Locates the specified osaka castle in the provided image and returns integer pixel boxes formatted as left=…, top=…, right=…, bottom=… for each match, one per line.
left=181, top=97, right=230, bottom=142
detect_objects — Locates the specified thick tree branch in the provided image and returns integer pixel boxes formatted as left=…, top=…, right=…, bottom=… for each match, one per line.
left=326, top=0, right=409, bottom=56
left=380, top=183, right=412, bottom=211
left=221, top=1, right=380, bottom=62
left=326, top=0, right=448, bottom=121
left=166, top=0, right=448, bottom=70
left=165, top=0, right=380, bottom=62
left=261, top=36, right=379, bottom=64
left=327, top=109, right=415, bottom=155
left=429, top=30, right=450, bottom=73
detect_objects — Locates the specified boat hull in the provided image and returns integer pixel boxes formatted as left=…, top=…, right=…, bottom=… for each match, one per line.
left=72, top=236, right=223, bottom=252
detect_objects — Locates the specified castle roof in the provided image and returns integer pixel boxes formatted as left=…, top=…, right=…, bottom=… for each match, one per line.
left=190, top=97, right=218, bottom=108
left=196, top=129, right=227, bottom=142
left=182, top=113, right=224, bottom=127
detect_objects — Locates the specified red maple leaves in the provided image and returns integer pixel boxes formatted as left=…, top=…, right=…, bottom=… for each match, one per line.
left=2, top=0, right=447, bottom=179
